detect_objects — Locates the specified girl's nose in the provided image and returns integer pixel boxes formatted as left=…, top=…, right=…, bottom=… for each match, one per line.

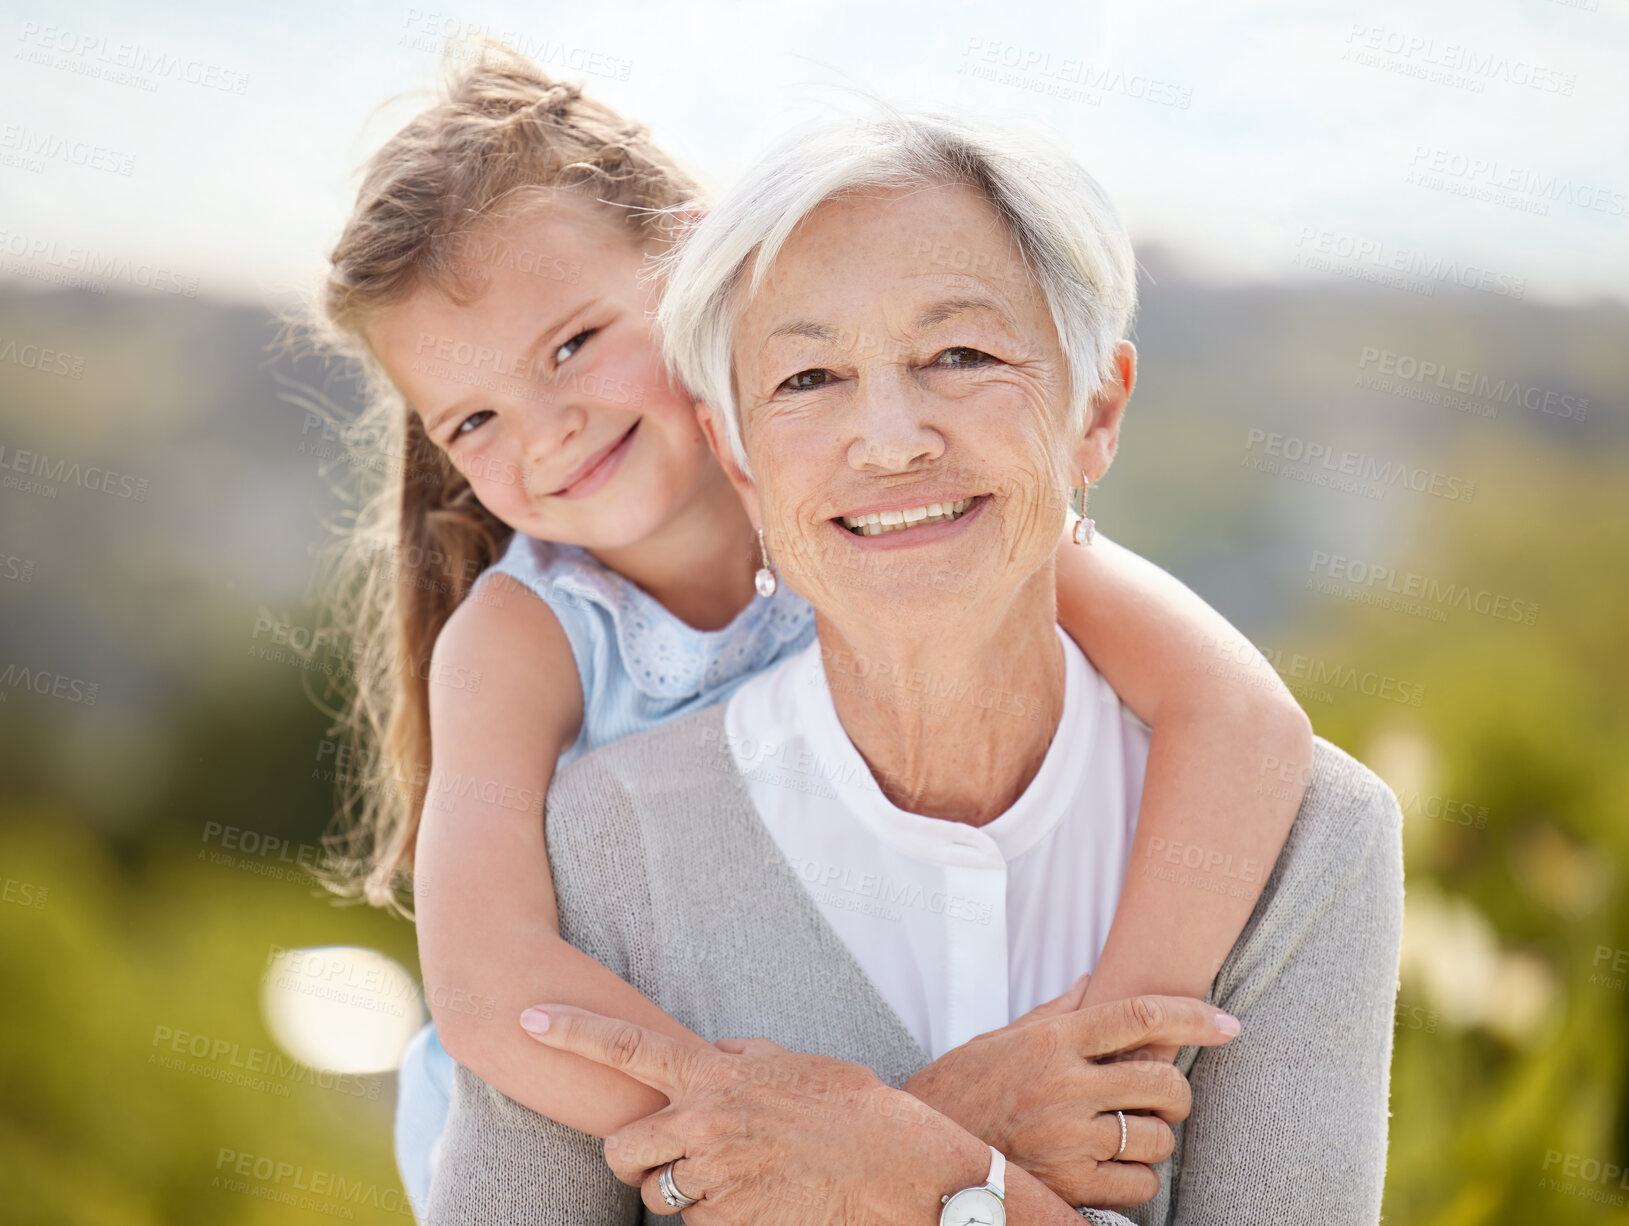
left=522, top=399, right=589, bottom=471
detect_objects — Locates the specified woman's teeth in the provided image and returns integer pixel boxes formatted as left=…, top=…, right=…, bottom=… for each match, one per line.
left=840, top=498, right=974, bottom=536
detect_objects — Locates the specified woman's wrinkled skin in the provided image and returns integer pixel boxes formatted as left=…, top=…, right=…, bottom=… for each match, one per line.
left=702, top=180, right=1136, bottom=822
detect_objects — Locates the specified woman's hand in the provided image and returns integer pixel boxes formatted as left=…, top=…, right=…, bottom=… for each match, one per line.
left=902, top=983, right=1241, bottom=1208
left=518, top=1004, right=992, bottom=1225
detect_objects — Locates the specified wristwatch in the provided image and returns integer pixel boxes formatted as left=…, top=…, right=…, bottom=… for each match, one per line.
left=939, top=1145, right=1006, bottom=1226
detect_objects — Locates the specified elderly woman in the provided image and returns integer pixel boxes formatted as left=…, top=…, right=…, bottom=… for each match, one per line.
left=425, top=112, right=1403, bottom=1226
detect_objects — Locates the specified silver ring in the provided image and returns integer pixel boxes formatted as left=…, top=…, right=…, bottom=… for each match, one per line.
left=1114, top=1110, right=1128, bottom=1160
left=658, top=1161, right=699, bottom=1209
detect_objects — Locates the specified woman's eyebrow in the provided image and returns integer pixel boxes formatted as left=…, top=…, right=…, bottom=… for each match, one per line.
left=767, top=320, right=841, bottom=343
left=914, top=295, right=1004, bottom=330
left=763, top=295, right=1008, bottom=350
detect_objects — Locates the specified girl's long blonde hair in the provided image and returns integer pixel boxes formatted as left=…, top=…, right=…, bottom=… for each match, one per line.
left=309, top=42, right=698, bottom=913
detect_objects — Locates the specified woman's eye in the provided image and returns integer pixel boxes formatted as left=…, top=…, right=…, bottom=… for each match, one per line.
left=781, top=368, right=831, bottom=391
left=556, top=330, right=595, bottom=365
left=936, top=346, right=993, bottom=368
left=452, top=409, right=493, bottom=441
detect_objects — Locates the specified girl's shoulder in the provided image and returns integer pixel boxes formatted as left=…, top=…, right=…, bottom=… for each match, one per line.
left=474, top=532, right=815, bottom=706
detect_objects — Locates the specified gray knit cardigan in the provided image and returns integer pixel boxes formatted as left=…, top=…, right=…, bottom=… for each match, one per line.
left=423, top=706, right=1403, bottom=1226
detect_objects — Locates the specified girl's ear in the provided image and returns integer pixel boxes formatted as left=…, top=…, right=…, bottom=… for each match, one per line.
left=695, top=402, right=762, bottom=525
left=667, top=205, right=708, bottom=242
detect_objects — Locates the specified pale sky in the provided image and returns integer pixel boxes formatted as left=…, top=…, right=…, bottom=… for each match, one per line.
left=1, top=0, right=1624, bottom=307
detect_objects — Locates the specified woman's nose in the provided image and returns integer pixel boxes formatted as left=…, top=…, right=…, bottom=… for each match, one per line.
left=845, top=371, right=945, bottom=472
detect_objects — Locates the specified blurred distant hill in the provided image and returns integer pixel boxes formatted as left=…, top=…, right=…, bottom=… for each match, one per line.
left=1, top=260, right=1623, bottom=834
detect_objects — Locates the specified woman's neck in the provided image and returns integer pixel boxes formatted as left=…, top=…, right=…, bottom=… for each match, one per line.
left=588, top=467, right=758, bottom=631
left=818, top=567, right=1066, bottom=826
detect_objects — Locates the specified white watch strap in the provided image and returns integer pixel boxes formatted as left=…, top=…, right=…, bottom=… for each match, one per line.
left=986, top=1146, right=1006, bottom=1198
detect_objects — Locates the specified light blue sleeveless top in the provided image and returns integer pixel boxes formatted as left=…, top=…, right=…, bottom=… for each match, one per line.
left=480, top=531, right=817, bottom=766
left=395, top=530, right=816, bottom=1219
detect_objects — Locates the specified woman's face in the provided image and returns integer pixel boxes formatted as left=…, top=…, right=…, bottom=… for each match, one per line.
left=369, top=196, right=721, bottom=551
left=723, top=181, right=1110, bottom=632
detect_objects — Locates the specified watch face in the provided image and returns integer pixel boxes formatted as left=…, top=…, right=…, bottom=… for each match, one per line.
left=940, top=1187, right=1006, bottom=1226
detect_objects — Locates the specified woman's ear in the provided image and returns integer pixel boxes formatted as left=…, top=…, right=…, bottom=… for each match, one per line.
left=696, top=402, right=762, bottom=526
left=1074, top=341, right=1137, bottom=482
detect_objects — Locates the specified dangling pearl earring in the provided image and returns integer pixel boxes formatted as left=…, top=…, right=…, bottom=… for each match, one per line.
left=1069, top=472, right=1096, bottom=546
left=754, top=528, right=778, bottom=597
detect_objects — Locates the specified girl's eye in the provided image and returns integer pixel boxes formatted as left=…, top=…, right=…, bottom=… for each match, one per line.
left=781, top=368, right=832, bottom=392
left=452, top=409, right=494, bottom=441
left=556, top=329, right=595, bottom=365
left=935, top=346, right=993, bottom=368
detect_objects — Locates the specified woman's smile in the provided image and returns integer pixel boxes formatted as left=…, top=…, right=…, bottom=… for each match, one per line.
left=829, top=492, right=992, bottom=550
left=839, top=495, right=977, bottom=536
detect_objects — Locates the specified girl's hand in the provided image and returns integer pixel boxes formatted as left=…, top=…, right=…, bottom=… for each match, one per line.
left=901, top=987, right=1241, bottom=1208
left=518, top=1004, right=990, bottom=1225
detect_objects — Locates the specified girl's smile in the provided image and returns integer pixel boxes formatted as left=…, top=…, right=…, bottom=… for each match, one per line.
left=549, top=419, right=640, bottom=499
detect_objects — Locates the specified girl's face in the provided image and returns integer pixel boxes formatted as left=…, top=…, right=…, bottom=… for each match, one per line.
left=369, top=195, right=720, bottom=551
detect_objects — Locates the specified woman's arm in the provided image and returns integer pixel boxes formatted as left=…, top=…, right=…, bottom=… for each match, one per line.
left=416, top=574, right=713, bottom=1139
left=1053, top=534, right=1314, bottom=1006
left=1156, top=742, right=1403, bottom=1224
left=521, top=1003, right=1131, bottom=1226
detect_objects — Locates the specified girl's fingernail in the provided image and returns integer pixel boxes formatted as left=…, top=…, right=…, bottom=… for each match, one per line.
left=1215, top=1012, right=1241, bottom=1036
left=520, top=1008, right=552, bottom=1035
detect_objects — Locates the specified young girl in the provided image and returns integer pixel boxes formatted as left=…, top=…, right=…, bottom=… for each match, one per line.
left=315, top=47, right=1312, bottom=1218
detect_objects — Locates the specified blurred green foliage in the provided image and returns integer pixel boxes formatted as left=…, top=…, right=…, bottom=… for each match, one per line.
left=0, top=678, right=419, bottom=1224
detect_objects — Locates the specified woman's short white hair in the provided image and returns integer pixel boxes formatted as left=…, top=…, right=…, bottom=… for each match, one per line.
left=655, top=107, right=1137, bottom=474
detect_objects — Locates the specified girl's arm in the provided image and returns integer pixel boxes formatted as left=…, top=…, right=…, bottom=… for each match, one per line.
left=415, top=573, right=713, bottom=1139
left=1053, top=534, right=1314, bottom=1007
